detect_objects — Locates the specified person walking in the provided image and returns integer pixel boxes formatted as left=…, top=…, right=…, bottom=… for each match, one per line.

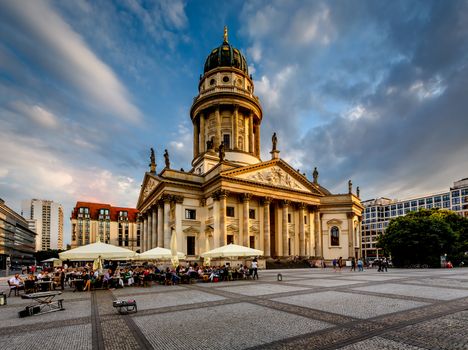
left=338, top=257, right=343, bottom=272
left=350, top=257, right=356, bottom=272
left=332, top=258, right=337, bottom=272
left=357, top=258, right=364, bottom=272
left=252, top=258, right=259, bottom=280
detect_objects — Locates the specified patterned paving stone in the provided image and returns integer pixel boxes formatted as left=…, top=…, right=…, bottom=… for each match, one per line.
left=0, top=323, right=91, bottom=350
left=384, top=310, right=468, bottom=350
left=133, top=302, right=332, bottom=350
left=0, top=299, right=91, bottom=328
left=337, top=336, right=426, bottom=350
left=337, top=274, right=405, bottom=282
left=114, top=289, right=225, bottom=311
left=353, top=283, right=468, bottom=300
left=218, top=283, right=310, bottom=296
left=273, top=291, right=427, bottom=319
left=404, top=278, right=468, bottom=289
left=285, top=279, right=365, bottom=287
left=112, top=285, right=187, bottom=296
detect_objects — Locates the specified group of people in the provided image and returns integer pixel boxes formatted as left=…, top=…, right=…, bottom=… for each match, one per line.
left=332, top=257, right=366, bottom=272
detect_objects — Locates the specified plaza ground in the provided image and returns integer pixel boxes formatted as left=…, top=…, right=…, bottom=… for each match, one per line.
left=1, top=267, right=468, bottom=350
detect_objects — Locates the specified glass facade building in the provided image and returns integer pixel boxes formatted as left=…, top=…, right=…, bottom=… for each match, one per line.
left=0, top=198, right=36, bottom=270
left=361, top=178, right=468, bottom=259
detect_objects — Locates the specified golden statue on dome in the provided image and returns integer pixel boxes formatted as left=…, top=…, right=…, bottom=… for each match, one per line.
left=224, top=26, right=228, bottom=43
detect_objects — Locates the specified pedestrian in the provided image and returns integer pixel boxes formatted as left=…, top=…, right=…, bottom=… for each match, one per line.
left=332, top=258, right=337, bottom=272
left=252, top=258, right=259, bottom=280
left=338, top=257, right=343, bottom=272
left=350, top=257, right=356, bottom=272
left=382, top=257, right=388, bottom=272
left=357, top=258, right=363, bottom=272
left=377, top=259, right=382, bottom=272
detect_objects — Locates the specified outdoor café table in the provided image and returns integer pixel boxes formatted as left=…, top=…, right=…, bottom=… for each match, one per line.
left=70, top=279, right=84, bottom=292
left=21, top=291, right=64, bottom=315
left=36, top=280, right=54, bottom=292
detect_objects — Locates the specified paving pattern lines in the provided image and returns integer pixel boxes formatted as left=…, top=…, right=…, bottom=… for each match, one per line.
left=353, top=283, right=468, bottom=300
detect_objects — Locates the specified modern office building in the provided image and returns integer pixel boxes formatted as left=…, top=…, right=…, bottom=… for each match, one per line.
left=21, top=199, right=64, bottom=251
left=361, top=178, right=468, bottom=259
left=70, top=202, right=140, bottom=251
left=136, top=28, right=363, bottom=262
left=0, top=198, right=36, bottom=269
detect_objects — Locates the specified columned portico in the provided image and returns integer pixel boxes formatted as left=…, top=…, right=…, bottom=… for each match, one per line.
left=157, top=202, right=163, bottom=248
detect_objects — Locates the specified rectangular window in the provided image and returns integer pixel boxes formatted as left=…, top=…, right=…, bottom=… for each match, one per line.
left=426, top=198, right=433, bottom=204
left=453, top=198, right=460, bottom=205
left=443, top=194, right=450, bottom=201
left=452, top=190, right=460, bottom=197
left=226, top=206, right=235, bottom=217
left=418, top=199, right=425, bottom=205
left=185, top=209, right=196, bottom=220
left=397, top=203, right=403, bottom=209
left=223, top=134, right=231, bottom=149
left=411, top=201, right=417, bottom=207
left=249, top=209, right=255, bottom=219
left=187, top=236, right=195, bottom=255
left=404, top=202, right=410, bottom=208
left=434, top=196, right=441, bottom=203
left=227, top=235, right=234, bottom=245
left=304, top=215, right=307, bottom=224
left=288, top=213, right=291, bottom=223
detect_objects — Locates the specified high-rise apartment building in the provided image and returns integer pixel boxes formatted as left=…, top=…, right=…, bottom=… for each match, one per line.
left=21, top=199, right=64, bottom=251
left=70, top=202, right=140, bottom=251
left=361, top=178, right=468, bottom=259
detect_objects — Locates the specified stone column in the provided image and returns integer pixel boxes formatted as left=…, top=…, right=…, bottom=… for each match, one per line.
left=193, top=116, right=199, bottom=159
left=151, top=207, right=157, bottom=249
left=249, top=113, right=254, bottom=154
left=212, top=197, right=220, bottom=248
left=199, top=113, right=205, bottom=154
left=282, top=200, right=289, bottom=256
left=143, top=215, right=148, bottom=252
left=157, top=202, right=163, bottom=248
left=163, top=195, right=171, bottom=248
left=174, top=195, right=184, bottom=255
left=242, top=193, right=251, bottom=247
left=215, top=106, right=221, bottom=148
left=262, top=197, right=271, bottom=257
left=347, top=212, right=355, bottom=258
left=219, top=190, right=228, bottom=246
left=147, top=211, right=152, bottom=251
left=233, top=105, right=239, bottom=150
left=299, top=203, right=306, bottom=257
left=255, top=124, right=260, bottom=157
left=358, top=217, right=362, bottom=258
left=314, top=208, right=321, bottom=257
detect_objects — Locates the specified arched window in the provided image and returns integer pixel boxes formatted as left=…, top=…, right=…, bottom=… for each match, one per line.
left=331, top=226, right=340, bottom=246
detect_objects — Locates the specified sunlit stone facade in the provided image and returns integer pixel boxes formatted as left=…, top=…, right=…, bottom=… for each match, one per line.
left=137, top=29, right=363, bottom=263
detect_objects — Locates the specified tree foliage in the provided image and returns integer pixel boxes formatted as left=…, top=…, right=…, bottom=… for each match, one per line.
left=377, top=209, right=468, bottom=267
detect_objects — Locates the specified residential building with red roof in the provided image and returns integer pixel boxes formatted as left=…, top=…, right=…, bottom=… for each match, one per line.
left=70, top=201, right=140, bottom=251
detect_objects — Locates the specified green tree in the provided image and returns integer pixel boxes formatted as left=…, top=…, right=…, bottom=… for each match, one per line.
left=377, top=208, right=468, bottom=267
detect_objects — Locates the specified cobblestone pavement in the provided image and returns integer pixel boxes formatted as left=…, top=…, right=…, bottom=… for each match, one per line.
left=1, top=268, right=468, bottom=349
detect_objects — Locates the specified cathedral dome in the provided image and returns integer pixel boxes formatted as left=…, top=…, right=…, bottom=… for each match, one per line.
left=203, top=27, right=248, bottom=75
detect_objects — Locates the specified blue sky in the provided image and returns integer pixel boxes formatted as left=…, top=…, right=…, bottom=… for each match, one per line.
left=1, top=0, right=468, bottom=245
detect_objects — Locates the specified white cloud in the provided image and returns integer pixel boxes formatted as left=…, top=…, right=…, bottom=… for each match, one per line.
left=344, top=105, right=366, bottom=121
left=2, top=0, right=142, bottom=123
left=409, top=76, right=446, bottom=100
left=12, top=101, right=59, bottom=129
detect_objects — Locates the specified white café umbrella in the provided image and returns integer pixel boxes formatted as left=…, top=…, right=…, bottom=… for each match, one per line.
left=201, top=243, right=263, bottom=258
left=59, top=241, right=136, bottom=260
left=170, top=230, right=179, bottom=267
left=41, top=258, right=61, bottom=263
left=134, top=247, right=186, bottom=260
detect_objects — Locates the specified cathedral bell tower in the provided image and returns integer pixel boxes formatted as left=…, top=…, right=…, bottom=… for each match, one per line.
left=190, top=27, right=263, bottom=175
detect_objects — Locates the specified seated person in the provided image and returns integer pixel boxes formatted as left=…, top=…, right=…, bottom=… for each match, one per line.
left=9, top=273, right=24, bottom=291
left=103, top=269, right=112, bottom=289
left=82, top=271, right=91, bottom=291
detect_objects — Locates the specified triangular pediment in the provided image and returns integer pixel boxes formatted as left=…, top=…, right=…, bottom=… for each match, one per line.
left=137, top=173, right=160, bottom=208
left=183, top=226, right=200, bottom=235
left=221, top=160, right=323, bottom=195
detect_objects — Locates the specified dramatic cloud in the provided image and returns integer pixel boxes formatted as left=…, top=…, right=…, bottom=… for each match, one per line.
left=0, top=0, right=142, bottom=123
left=1, top=0, right=467, bottom=246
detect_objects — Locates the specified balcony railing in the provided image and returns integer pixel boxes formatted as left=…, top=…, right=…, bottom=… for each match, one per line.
left=193, top=86, right=259, bottom=103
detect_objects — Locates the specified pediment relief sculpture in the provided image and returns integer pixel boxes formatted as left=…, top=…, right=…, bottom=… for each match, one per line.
left=142, top=177, right=158, bottom=202
left=227, top=224, right=239, bottom=233
left=236, top=166, right=309, bottom=191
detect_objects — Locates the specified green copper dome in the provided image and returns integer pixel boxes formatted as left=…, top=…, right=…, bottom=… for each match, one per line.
left=203, top=27, right=249, bottom=75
